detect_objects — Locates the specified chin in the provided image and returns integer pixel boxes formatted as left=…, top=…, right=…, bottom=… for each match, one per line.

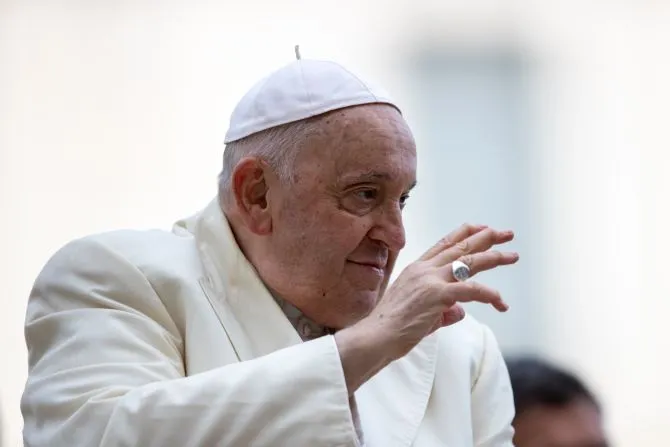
left=320, top=297, right=375, bottom=330
left=346, top=292, right=379, bottom=322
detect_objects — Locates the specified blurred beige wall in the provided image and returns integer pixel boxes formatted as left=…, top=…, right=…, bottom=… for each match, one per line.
left=2, top=1, right=669, bottom=446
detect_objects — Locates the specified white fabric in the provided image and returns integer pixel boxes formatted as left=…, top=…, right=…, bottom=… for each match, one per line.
left=275, top=297, right=365, bottom=445
left=223, top=59, right=399, bottom=143
left=21, top=199, right=516, bottom=446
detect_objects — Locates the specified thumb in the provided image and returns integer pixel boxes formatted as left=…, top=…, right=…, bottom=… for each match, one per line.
left=441, top=304, right=466, bottom=327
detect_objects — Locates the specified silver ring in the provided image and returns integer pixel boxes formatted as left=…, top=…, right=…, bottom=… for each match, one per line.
left=452, top=260, right=470, bottom=282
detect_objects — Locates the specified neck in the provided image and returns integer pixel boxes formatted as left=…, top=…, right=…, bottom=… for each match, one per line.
left=273, top=295, right=335, bottom=341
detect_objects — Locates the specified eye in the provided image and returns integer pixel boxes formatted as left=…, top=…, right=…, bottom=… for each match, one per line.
left=354, top=188, right=378, bottom=202
left=400, top=193, right=410, bottom=209
left=340, top=187, right=380, bottom=215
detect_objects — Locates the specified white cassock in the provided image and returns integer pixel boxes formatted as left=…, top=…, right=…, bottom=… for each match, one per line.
left=21, top=199, right=515, bottom=446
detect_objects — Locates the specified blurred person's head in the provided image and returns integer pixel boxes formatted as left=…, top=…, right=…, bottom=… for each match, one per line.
left=219, top=103, right=415, bottom=331
left=506, top=356, right=607, bottom=447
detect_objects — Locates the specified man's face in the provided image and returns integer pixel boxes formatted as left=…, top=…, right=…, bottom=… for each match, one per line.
left=513, top=398, right=608, bottom=447
left=261, top=104, right=416, bottom=329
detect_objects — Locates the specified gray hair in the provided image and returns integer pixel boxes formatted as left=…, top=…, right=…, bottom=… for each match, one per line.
left=218, top=118, right=322, bottom=202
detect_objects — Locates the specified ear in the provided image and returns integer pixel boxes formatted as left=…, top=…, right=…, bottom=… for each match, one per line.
left=231, top=157, right=274, bottom=235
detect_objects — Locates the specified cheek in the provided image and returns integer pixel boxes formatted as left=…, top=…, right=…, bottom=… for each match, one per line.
left=276, top=205, right=371, bottom=266
left=317, top=210, right=371, bottom=249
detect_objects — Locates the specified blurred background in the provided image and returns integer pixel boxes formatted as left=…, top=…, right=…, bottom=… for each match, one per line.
left=1, top=0, right=669, bottom=445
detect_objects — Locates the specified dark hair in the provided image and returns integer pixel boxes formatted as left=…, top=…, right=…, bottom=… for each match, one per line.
left=505, top=356, right=600, bottom=416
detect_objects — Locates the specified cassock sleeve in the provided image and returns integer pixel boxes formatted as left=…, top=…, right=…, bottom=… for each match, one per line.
left=470, top=323, right=516, bottom=447
left=21, top=237, right=358, bottom=447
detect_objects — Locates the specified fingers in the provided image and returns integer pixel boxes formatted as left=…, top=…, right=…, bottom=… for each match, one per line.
left=444, top=250, right=519, bottom=281
left=441, top=304, right=466, bottom=326
left=441, top=281, right=509, bottom=312
left=420, top=223, right=488, bottom=261
left=428, top=304, right=466, bottom=334
left=433, top=227, right=514, bottom=267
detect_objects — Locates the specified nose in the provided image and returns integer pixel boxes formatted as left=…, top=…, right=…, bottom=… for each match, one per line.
left=367, top=202, right=406, bottom=252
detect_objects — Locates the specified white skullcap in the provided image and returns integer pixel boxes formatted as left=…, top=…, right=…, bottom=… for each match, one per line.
left=223, top=57, right=401, bottom=144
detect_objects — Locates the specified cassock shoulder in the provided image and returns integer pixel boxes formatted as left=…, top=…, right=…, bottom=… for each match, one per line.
left=27, top=229, right=204, bottom=335
left=36, top=229, right=203, bottom=294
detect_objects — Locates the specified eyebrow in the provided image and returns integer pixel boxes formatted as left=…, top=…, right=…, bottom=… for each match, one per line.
left=338, top=171, right=417, bottom=191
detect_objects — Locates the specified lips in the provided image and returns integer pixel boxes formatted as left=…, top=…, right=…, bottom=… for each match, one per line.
left=347, top=260, right=387, bottom=270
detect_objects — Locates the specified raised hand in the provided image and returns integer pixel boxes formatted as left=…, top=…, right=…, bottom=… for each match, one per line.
left=336, top=224, right=518, bottom=392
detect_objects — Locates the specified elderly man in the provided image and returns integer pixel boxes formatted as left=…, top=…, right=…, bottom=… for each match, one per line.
left=22, top=55, right=519, bottom=446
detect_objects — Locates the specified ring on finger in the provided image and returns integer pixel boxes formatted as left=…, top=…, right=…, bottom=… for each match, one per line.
left=452, top=260, right=471, bottom=282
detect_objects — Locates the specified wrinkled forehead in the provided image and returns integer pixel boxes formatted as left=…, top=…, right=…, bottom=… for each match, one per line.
left=301, top=104, right=417, bottom=183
